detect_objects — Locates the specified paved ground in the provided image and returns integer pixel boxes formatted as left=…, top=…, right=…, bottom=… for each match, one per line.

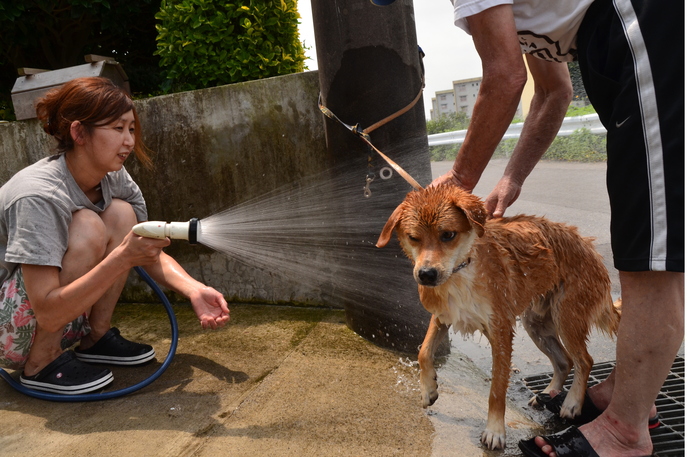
left=0, top=159, right=679, bottom=457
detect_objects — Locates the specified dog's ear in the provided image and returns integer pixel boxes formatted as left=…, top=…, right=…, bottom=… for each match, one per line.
left=376, top=204, right=404, bottom=248
left=452, top=190, right=486, bottom=237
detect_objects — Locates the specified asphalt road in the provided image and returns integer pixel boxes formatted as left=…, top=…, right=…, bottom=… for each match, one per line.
left=430, top=159, right=618, bottom=377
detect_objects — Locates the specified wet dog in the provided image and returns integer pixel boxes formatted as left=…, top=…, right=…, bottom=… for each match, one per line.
left=376, top=184, right=619, bottom=450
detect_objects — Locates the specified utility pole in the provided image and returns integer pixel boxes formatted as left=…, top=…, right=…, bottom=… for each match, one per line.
left=311, top=0, right=437, bottom=353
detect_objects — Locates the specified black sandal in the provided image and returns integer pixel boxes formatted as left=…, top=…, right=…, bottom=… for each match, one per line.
left=536, top=391, right=660, bottom=428
left=519, top=426, right=656, bottom=457
left=20, top=351, right=113, bottom=395
left=75, top=327, right=155, bottom=366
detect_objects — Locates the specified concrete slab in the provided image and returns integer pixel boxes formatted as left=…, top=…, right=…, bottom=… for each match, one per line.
left=0, top=301, right=541, bottom=456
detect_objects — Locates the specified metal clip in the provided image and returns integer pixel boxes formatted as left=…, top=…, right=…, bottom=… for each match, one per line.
left=363, top=175, right=374, bottom=198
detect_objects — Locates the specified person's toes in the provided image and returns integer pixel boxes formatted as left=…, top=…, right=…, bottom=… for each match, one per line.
left=534, top=436, right=556, bottom=457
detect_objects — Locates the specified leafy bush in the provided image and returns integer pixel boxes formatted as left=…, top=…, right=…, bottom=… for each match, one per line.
left=0, top=0, right=162, bottom=112
left=428, top=114, right=607, bottom=163
left=541, top=128, right=606, bottom=162
left=155, top=0, right=306, bottom=92
left=493, top=128, right=606, bottom=162
left=565, top=104, right=597, bottom=117
left=426, top=112, right=469, bottom=135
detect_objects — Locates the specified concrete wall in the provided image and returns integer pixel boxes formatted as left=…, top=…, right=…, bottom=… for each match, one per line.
left=133, top=71, right=341, bottom=305
left=0, top=71, right=338, bottom=306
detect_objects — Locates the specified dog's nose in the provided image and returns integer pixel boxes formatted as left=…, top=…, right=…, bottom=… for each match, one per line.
left=417, top=268, right=438, bottom=286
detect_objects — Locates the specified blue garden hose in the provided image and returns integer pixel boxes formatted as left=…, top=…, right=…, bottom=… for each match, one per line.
left=0, top=266, right=178, bottom=402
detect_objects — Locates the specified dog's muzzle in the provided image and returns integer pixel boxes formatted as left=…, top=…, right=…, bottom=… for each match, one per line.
left=417, top=267, right=439, bottom=286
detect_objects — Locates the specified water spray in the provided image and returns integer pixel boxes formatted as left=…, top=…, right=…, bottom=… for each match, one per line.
left=132, top=218, right=200, bottom=244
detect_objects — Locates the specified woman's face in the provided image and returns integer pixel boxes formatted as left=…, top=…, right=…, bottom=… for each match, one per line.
left=83, top=110, right=136, bottom=174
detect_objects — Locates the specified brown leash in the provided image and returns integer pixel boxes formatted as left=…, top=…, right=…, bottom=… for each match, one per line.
left=318, top=47, right=426, bottom=194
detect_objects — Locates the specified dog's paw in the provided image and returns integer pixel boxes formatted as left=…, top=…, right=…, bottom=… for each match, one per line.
left=528, top=394, right=541, bottom=408
left=560, top=392, right=583, bottom=419
left=420, top=370, right=439, bottom=408
left=421, top=388, right=438, bottom=408
left=480, top=427, right=506, bottom=450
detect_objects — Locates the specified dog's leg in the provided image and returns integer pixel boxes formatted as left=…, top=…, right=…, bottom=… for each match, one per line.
left=481, top=321, right=513, bottom=450
left=522, top=309, right=573, bottom=406
left=418, top=315, right=449, bottom=408
left=557, top=313, right=594, bottom=419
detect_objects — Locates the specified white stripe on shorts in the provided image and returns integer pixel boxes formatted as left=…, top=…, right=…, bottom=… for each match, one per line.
left=613, top=0, right=668, bottom=271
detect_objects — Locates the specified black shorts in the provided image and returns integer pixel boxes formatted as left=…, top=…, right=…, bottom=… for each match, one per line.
left=577, top=0, right=684, bottom=272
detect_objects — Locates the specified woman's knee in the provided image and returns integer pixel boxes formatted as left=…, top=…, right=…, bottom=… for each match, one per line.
left=100, top=199, right=137, bottom=238
left=68, top=209, right=108, bottom=259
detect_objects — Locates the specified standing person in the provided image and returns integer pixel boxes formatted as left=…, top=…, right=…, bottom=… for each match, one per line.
left=436, top=0, right=684, bottom=455
left=0, top=77, right=230, bottom=395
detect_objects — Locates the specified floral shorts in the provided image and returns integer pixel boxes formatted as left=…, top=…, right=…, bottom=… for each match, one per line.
left=0, top=267, right=90, bottom=370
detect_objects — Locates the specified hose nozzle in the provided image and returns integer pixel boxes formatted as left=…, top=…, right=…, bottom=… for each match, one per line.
left=132, top=218, right=200, bottom=244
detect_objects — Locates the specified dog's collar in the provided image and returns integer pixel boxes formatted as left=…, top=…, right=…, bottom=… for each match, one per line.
left=452, top=258, right=471, bottom=274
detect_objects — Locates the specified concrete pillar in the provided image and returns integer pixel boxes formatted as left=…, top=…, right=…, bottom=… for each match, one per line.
left=311, top=0, right=435, bottom=353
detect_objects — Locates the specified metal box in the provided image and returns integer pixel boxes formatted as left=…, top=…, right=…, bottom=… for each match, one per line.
left=11, top=56, right=130, bottom=121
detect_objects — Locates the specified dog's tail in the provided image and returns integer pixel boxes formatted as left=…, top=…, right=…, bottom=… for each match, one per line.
left=596, top=297, right=621, bottom=338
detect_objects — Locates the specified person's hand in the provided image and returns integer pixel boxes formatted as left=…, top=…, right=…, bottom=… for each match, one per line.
left=189, top=286, right=230, bottom=330
left=484, top=175, right=522, bottom=219
left=430, top=169, right=472, bottom=191
left=118, top=231, right=171, bottom=267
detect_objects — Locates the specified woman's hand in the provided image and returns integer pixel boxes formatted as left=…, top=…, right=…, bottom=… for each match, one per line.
left=117, top=231, right=171, bottom=268
left=189, top=287, right=230, bottom=330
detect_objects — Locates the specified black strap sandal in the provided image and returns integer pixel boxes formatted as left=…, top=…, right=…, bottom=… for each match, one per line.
left=20, top=351, right=113, bottom=395
left=518, top=426, right=657, bottom=457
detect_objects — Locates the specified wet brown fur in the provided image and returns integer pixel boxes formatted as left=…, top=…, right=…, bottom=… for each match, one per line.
left=377, top=184, right=619, bottom=450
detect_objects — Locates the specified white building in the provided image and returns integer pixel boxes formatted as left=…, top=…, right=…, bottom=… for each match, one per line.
left=430, top=77, right=481, bottom=121
left=430, top=69, right=528, bottom=121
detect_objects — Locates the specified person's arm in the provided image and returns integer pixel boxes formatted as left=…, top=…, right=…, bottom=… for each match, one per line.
left=483, top=55, right=572, bottom=218
left=143, top=252, right=230, bottom=330
left=434, top=5, right=527, bottom=190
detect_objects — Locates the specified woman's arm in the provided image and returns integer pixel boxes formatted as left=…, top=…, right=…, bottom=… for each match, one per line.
left=143, top=252, right=230, bottom=329
left=22, top=231, right=169, bottom=332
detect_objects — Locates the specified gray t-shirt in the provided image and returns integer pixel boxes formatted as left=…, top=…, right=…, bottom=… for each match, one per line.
left=0, top=154, right=148, bottom=283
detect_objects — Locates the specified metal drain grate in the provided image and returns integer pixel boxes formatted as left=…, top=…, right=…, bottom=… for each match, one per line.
left=522, top=357, right=684, bottom=457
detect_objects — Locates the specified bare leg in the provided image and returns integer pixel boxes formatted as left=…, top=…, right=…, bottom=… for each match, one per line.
left=77, top=199, right=137, bottom=348
left=23, top=200, right=137, bottom=373
left=536, top=271, right=684, bottom=456
left=22, top=208, right=108, bottom=375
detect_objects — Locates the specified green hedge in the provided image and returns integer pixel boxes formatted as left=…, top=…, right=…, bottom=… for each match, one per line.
left=155, top=0, right=306, bottom=92
left=430, top=128, right=607, bottom=163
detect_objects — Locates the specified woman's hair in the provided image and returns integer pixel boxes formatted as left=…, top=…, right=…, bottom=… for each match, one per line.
left=35, top=77, right=152, bottom=168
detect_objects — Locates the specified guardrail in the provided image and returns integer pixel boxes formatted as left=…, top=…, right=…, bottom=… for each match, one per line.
left=428, top=114, right=605, bottom=147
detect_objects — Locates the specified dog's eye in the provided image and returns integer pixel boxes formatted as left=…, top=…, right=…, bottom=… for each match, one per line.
left=408, top=234, right=420, bottom=242
left=441, top=231, right=456, bottom=242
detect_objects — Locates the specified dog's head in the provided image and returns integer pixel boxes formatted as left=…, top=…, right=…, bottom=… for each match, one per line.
left=376, top=184, right=486, bottom=287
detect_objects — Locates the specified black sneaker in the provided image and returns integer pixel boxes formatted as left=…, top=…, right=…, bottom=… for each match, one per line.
left=20, top=351, right=113, bottom=395
left=74, top=327, right=156, bottom=366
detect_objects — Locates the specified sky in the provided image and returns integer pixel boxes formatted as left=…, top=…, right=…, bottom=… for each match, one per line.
left=296, top=1, right=483, bottom=120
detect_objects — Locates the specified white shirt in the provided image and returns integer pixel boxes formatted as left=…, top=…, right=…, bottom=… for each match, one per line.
left=452, top=0, right=595, bottom=62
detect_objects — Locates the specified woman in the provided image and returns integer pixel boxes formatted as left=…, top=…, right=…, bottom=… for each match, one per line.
left=0, top=77, right=230, bottom=395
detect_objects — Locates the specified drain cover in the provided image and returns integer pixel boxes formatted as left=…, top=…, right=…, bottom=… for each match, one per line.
left=522, top=357, right=684, bottom=457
